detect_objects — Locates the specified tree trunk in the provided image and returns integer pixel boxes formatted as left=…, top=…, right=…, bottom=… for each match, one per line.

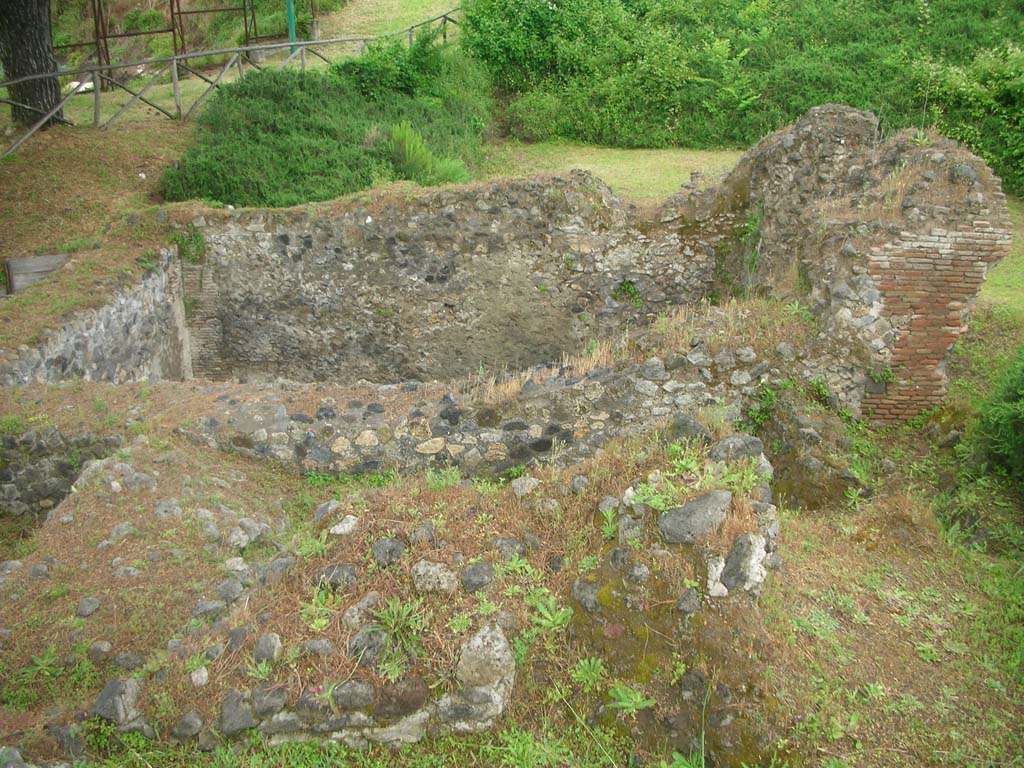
left=0, top=0, right=64, bottom=127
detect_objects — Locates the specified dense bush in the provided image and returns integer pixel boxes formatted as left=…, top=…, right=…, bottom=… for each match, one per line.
left=980, top=345, right=1024, bottom=487
left=161, top=35, right=490, bottom=207
left=921, top=45, right=1024, bottom=197
left=463, top=0, right=1024, bottom=191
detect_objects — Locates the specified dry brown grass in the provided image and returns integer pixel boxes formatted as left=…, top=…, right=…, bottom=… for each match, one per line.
left=704, top=495, right=759, bottom=553
left=464, top=336, right=624, bottom=407
left=0, top=123, right=191, bottom=348
left=647, top=297, right=814, bottom=362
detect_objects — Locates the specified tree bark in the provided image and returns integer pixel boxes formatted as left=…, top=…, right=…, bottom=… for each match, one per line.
left=0, top=0, right=64, bottom=127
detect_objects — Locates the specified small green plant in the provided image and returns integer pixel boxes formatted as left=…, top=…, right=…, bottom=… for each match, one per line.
left=498, top=727, right=569, bottom=767
left=525, top=588, right=573, bottom=634
left=25, top=645, right=63, bottom=679
left=184, top=653, right=208, bottom=674
left=473, top=476, right=506, bottom=495
left=496, top=555, right=543, bottom=583
left=577, top=554, right=599, bottom=573
left=868, top=366, right=897, bottom=384
left=294, top=530, right=328, bottom=560
left=373, top=597, right=426, bottom=669
left=807, top=376, right=831, bottom=406
left=447, top=612, right=473, bottom=634
left=570, top=657, right=607, bottom=693
left=304, top=471, right=336, bottom=487
left=669, top=653, right=688, bottom=685
left=669, top=441, right=706, bottom=474
left=300, top=582, right=339, bottom=632
left=745, top=383, right=781, bottom=430
left=248, top=660, right=273, bottom=680
left=0, top=414, right=25, bottom=436
left=784, top=300, right=815, bottom=323
left=425, top=465, right=461, bottom=490
left=612, top=279, right=643, bottom=308
left=704, top=456, right=766, bottom=496
left=476, top=594, right=499, bottom=616
left=631, top=480, right=678, bottom=512
left=607, top=682, right=656, bottom=717
left=503, top=465, right=527, bottom=481
left=137, top=250, right=159, bottom=272
left=601, top=508, right=618, bottom=541
left=172, top=225, right=206, bottom=265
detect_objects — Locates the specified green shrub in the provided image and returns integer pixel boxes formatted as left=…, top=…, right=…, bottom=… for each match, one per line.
left=463, top=0, right=1024, bottom=189
left=979, top=345, right=1024, bottom=486
left=122, top=8, right=166, bottom=33
left=921, top=45, right=1024, bottom=195
left=162, top=35, right=490, bottom=207
left=506, top=91, right=565, bottom=142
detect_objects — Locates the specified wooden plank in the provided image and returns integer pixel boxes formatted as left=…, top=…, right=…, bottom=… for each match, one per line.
left=4, top=253, right=70, bottom=293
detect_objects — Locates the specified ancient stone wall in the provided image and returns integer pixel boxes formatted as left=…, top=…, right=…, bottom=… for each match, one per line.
left=664, top=105, right=1012, bottom=420
left=0, top=250, right=192, bottom=386
left=0, top=428, right=120, bottom=518
left=0, top=107, right=1011, bottom=426
left=190, top=173, right=716, bottom=383
left=862, top=217, right=1010, bottom=422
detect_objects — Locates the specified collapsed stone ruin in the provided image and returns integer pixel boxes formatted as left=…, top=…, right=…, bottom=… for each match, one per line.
left=1, top=105, right=1011, bottom=426
left=0, top=105, right=1012, bottom=766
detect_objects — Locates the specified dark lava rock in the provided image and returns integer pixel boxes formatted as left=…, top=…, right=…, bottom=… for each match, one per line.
left=461, top=562, right=495, bottom=593
left=657, top=490, right=732, bottom=544
left=348, top=626, right=387, bottom=667
left=371, top=538, right=405, bottom=569
left=572, top=578, right=601, bottom=612
left=709, top=434, right=763, bottom=462
left=665, top=413, right=713, bottom=446
left=332, top=679, right=377, bottom=710
left=376, top=676, right=429, bottom=718
left=316, top=563, right=358, bottom=590
left=220, top=689, right=257, bottom=736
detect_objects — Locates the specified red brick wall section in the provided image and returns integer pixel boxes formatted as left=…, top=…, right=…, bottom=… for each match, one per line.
left=864, top=211, right=1011, bottom=424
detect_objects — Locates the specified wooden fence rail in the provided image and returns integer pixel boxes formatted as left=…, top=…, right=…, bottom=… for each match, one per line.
left=0, top=8, right=461, bottom=159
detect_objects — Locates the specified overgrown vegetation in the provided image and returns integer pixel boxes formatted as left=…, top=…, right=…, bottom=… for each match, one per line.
left=51, top=0, right=348, bottom=65
left=463, top=0, right=1024, bottom=193
left=978, top=344, right=1024, bottom=487
left=161, top=34, right=489, bottom=207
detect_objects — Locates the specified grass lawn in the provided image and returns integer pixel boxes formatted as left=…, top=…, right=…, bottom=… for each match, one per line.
left=481, top=140, right=743, bottom=202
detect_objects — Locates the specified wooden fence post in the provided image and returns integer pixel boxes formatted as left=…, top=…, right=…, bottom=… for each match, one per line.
left=93, top=70, right=101, bottom=127
left=171, top=56, right=182, bottom=119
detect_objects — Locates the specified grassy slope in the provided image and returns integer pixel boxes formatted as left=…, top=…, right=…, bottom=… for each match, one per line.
left=317, top=0, right=457, bottom=39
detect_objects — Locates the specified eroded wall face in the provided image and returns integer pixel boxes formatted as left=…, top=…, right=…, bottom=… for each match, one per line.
left=0, top=251, right=190, bottom=386
left=193, top=173, right=715, bottom=383
left=667, top=105, right=1012, bottom=422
